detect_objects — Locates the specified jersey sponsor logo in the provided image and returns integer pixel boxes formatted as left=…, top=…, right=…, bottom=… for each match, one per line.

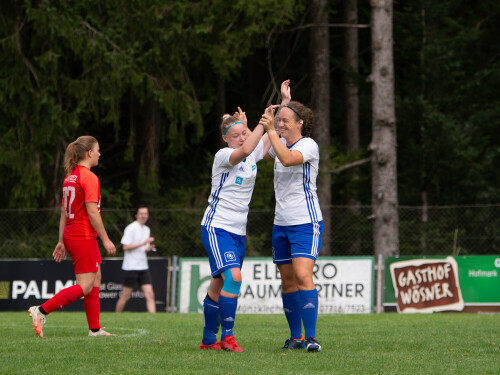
left=64, top=174, right=78, bottom=183
left=225, top=251, right=236, bottom=262
left=235, top=177, right=243, bottom=185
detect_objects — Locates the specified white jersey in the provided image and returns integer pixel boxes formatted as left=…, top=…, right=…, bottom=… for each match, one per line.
left=120, top=221, right=151, bottom=271
left=269, top=137, right=323, bottom=226
left=201, top=140, right=264, bottom=235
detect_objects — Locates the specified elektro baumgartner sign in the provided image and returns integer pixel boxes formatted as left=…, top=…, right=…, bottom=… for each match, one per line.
left=178, top=257, right=374, bottom=314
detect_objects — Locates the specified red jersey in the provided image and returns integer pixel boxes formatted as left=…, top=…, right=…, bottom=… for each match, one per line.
left=62, top=165, right=101, bottom=240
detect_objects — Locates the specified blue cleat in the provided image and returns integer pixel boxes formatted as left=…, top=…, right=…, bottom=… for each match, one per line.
left=305, top=336, right=321, bottom=352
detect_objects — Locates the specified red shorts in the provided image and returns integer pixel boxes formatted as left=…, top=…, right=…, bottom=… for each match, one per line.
left=63, top=238, right=101, bottom=274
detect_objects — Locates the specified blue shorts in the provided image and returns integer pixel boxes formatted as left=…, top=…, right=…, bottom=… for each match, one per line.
left=201, top=226, right=246, bottom=276
left=272, top=221, right=323, bottom=264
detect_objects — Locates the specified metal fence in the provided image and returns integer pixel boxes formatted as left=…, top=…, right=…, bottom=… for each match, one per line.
left=1, top=205, right=498, bottom=258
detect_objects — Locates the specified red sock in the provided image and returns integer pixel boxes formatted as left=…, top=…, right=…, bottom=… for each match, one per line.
left=84, top=286, right=101, bottom=330
left=41, top=284, right=84, bottom=314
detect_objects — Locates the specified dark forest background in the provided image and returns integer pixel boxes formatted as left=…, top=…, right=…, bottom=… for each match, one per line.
left=1, top=0, right=499, bottom=212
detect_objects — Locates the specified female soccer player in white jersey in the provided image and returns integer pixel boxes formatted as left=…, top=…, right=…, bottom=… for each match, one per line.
left=200, top=107, right=271, bottom=352
left=260, top=87, right=323, bottom=352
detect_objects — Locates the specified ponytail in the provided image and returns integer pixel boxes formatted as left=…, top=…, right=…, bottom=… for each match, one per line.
left=64, top=136, right=97, bottom=174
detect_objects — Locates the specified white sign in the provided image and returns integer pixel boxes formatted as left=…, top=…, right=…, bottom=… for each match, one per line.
left=178, top=257, right=373, bottom=314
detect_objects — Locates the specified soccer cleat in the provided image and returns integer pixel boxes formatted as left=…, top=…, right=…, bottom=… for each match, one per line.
left=200, top=340, right=222, bottom=350
left=219, top=335, right=244, bottom=352
left=28, top=306, right=46, bottom=338
left=88, top=328, right=116, bottom=337
left=305, top=336, right=322, bottom=352
left=282, top=335, right=305, bottom=350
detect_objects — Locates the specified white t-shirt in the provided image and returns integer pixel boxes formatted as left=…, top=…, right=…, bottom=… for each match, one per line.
left=121, top=221, right=151, bottom=271
left=201, top=140, right=264, bottom=235
left=268, top=137, right=323, bottom=226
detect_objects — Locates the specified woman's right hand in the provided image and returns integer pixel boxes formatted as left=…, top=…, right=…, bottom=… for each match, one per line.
left=53, top=242, right=66, bottom=263
left=103, top=239, right=116, bottom=256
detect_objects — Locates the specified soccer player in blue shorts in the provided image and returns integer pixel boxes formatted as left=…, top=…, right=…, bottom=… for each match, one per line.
left=259, top=81, right=323, bottom=352
left=200, top=107, right=271, bottom=352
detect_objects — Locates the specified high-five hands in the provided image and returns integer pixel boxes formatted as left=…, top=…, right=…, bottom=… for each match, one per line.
left=259, top=105, right=280, bottom=132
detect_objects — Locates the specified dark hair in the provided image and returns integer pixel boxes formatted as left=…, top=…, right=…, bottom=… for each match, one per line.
left=136, top=205, right=149, bottom=214
left=220, top=114, right=239, bottom=135
left=283, top=101, right=314, bottom=137
left=64, top=136, right=98, bottom=173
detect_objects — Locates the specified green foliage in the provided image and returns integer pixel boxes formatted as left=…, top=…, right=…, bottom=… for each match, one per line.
left=394, top=0, right=500, bottom=204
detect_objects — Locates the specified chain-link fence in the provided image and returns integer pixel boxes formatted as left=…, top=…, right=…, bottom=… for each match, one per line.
left=1, top=205, right=498, bottom=258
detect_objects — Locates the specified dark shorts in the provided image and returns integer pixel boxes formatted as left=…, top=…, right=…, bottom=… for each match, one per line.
left=122, top=269, right=153, bottom=289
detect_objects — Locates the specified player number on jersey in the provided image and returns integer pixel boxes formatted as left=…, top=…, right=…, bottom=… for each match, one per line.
left=63, top=186, right=76, bottom=219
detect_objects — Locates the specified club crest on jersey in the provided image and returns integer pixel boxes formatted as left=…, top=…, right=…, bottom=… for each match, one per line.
left=252, top=164, right=256, bottom=171
left=64, top=175, right=78, bottom=183
left=235, top=177, right=243, bottom=185
left=225, top=251, right=236, bottom=262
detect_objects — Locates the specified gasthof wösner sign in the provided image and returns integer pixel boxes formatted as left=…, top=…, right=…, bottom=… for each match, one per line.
left=390, top=257, right=464, bottom=313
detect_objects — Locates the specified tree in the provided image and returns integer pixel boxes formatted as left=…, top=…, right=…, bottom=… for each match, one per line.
left=342, top=0, right=362, bottom=254
left=369, top=0, right=399, bottom=256
left=309, top=0, right=332, bottom=255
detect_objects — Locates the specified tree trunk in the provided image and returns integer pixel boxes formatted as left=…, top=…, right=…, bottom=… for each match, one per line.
left=131, top=99, right=161, bottom=205
left=370, top=0, right=399, bottom=256
left=343, top=0, right=361, bottom=254
left=309, top=0, right=331, bottom=255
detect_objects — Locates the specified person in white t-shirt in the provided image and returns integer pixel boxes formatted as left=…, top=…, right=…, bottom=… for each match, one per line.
left=115, top=206, right=156, bottom=313
left=199, top=107, right=271, bottom=352
left=259, top=81, right=323, bottom=352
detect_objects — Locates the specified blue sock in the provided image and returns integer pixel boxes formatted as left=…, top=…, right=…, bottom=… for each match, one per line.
left=219, top=295, right=238, bottom=340
left=202, top=298, right=219, bottom=345
left=299, top=289, right=318, bottom=339
left=282, top=291, right=302, bottom=340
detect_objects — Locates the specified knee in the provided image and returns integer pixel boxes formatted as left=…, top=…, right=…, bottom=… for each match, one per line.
left=221, top=269, right=242, bottom=295
left=294, top=272, right=314, bottom=289
left=80, top=283, right=94, bottom=295
left=145, top=289, right=155, bottom=300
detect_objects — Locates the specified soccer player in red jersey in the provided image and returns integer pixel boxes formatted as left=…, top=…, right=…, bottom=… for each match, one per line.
left=28, top=135, right=116, bottom=338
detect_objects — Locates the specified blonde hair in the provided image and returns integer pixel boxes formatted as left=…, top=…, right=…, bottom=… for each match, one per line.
left=64, top=136, right=98, bottom=173
left=220, top=114, right=239, bottom=135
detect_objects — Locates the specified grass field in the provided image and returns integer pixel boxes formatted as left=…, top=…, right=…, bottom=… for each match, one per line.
left=1, top=312, right=498, bottom=375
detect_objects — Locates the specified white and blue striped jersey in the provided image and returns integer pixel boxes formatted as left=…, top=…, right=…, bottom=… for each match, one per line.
left=201, top=140, right=264, bottom=235
left=268, top=137, right=323, bottom=226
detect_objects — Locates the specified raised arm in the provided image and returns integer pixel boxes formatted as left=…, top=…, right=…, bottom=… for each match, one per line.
left=229, top=107, right=265, bottom=166
left=281, top=79, right=291, bottom=105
